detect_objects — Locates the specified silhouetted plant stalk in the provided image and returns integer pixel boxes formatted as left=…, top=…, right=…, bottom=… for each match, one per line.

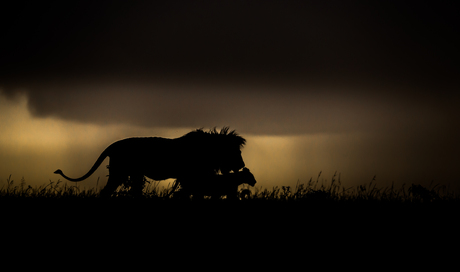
left=1, top=174, right=458, bottom=203
left=1, top=175, right=99, bottom=198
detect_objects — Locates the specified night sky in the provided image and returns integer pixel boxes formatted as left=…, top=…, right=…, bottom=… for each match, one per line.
left=1, top=1, right=459, bottom=190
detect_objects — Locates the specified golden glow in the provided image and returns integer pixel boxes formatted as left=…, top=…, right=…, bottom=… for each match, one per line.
left=1, top=92, right=449, bottom=191
left=1, top=94, right=82, bottom=150
left=0, top=93, right=370, bottom=189
left=0, top=93, right=190, bottom=187
left=243, top=134, right=350, bottom=188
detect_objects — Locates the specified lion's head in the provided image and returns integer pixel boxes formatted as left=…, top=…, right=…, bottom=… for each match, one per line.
left=184, top=127, right=246, bottom=175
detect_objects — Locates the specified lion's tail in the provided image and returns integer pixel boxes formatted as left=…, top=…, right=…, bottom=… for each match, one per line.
left=54, top=149, right=109, bottom=182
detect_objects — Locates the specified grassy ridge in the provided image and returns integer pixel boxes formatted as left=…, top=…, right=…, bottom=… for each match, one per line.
left=2, top=173, right=458, bottom=204
left=2, top=174, right=459, bottom=249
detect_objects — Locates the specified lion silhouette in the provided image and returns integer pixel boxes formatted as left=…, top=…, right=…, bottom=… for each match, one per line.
left=172, top=167, right=257, bottom=200
left=54, top=127, right=246, bottom=197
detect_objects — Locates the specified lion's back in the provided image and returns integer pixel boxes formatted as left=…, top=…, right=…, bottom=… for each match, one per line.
left=108, top=137, right=175, bottom=156
left=107, top=136, right=214, bottom=179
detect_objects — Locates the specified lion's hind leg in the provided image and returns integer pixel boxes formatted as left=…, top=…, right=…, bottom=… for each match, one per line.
left=129, top=173, right=145, bottom=198
left=100, top=171, right=127, bottom=198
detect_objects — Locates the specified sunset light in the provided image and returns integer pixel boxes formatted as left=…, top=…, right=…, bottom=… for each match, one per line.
left=2, top=2, right=459, bottom=262
left=1, top=1, right=459, bottom=195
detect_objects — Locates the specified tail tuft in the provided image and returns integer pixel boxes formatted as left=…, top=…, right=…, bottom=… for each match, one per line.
left=54, top=169, right=63, bottom=175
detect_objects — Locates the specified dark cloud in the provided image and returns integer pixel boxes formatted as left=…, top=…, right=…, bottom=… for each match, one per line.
left=5, top=78, right=455, bottom=138
left=2, top=1, right=459, bottom=84
left=1, top=1, right=459, bottom=136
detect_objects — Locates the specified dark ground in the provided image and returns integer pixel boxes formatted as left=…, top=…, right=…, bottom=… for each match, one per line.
left=2, top=197, right=458, bottom=269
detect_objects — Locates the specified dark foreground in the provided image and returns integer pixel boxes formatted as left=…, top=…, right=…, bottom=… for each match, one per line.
left=3, top=187, right=459, bottom=231
left=2, top=179, right=459, bottom=225
left=2, top=179, right=459, bottom=266
left=2, top=190, right=459, bottom=269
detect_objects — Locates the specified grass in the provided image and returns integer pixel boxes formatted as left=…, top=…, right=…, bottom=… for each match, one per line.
left=2, top=172, right=458, bottom=205
left=0, top=175, right=100, bottom=199
left=2, top=173, right=458, bottom=248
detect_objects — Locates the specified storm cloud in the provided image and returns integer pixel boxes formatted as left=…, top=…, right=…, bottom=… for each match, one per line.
left=1, top=76, right=455, bottom=137
left=3, top=1, right=459, bottom=80
left=1, top=0, right=459, bottom=136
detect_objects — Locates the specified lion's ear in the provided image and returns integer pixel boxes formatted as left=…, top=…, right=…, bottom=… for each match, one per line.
left=242, top=167, right=249, bottom=172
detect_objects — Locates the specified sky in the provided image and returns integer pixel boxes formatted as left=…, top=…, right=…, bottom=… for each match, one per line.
left=1, top=1, right=459, bottom=191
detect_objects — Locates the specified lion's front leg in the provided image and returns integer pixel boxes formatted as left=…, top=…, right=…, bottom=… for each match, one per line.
left=225, top=186, right=239, bottom=201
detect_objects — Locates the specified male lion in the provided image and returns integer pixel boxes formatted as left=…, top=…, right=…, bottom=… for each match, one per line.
left=173, top=167, right=257, bottom=200
left=54, top=127, right=246, bottom=197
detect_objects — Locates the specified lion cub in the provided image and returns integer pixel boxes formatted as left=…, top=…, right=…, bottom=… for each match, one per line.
left=176, top=167, right=256, bottom=199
